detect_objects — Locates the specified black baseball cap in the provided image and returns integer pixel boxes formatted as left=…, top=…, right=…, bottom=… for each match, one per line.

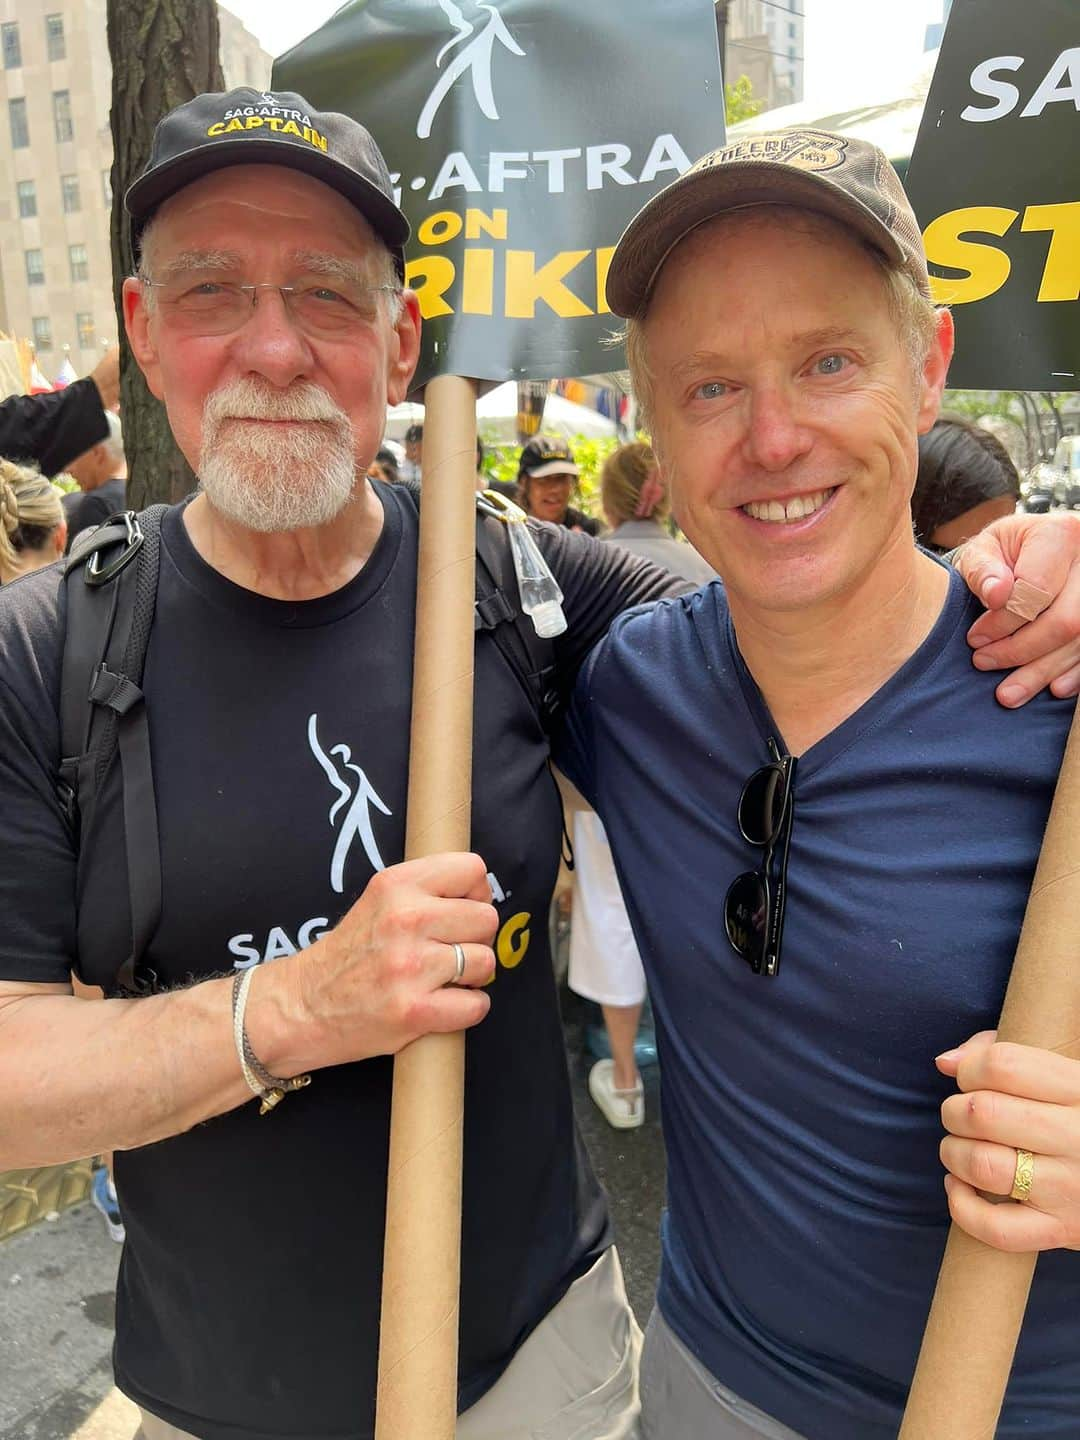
left=518, top=436, right=579, bottom=480
left=606, top=128, right=929, bottom=318
left=126, top=88, right=409, bottom=276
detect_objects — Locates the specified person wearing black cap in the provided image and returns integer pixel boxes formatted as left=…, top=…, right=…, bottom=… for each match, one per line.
left=0, top=86, right=688, bottom=1440
left=517, top=434, right=601, bottom=534
left=552, top=130, right=1080, bottom=1439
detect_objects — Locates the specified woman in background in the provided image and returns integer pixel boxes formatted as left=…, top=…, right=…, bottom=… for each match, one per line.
left=568, top=443, right=714, bottom=1128
left=0, top=458, right=66, bottom=585
left=912, top=414, right=1020, bottom=553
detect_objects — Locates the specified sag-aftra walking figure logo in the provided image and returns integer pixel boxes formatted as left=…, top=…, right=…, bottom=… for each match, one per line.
left=417, top=0, right=525, bottom=140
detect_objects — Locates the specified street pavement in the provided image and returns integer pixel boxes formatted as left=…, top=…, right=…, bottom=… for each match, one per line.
left=0, top=984, right=666, bottom=1440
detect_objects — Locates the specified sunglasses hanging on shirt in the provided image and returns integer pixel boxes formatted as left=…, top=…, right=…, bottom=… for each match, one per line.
left=724, top=737, right=796, bottom=978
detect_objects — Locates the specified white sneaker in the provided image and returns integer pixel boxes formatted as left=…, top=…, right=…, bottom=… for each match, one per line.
left=588, top=1059, right=645, bottom=1130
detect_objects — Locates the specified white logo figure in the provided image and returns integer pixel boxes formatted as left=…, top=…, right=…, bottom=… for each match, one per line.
left=308, top=714, right=392, bottom=894
left=417, top=0, right=526, bottom=141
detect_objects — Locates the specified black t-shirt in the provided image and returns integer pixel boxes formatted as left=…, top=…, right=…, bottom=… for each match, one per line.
left=63, top=476, right=127, bottom=548
left=0, top=481, right=681, bottom=1440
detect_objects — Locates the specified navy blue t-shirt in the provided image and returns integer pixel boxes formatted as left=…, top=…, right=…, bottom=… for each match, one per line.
left=556, top=569, right=1079, bottom=1439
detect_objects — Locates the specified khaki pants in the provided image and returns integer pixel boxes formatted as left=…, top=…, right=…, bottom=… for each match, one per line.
left=640, top=1307, right=807, bottom=1440
left=137, top=1246, right=641, bottom=1440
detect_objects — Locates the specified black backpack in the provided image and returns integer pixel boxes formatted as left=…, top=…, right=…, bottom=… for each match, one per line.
left=58, top=494, right=560, bottom=995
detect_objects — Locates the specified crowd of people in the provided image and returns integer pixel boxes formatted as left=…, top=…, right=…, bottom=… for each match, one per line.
left=0, top=81, right=1078, bottom=1440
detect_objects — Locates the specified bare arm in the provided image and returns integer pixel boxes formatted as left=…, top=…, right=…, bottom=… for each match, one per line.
left=0, top=854, right=497, bottom=1170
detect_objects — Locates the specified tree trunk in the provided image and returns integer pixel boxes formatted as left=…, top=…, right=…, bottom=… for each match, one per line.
left=107, top=0, right=224, bottom=508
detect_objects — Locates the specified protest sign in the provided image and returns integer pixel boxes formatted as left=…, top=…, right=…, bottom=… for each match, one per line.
left=906, top=0, right=1079, bottom=390
left=274, top=0, right=725, bottom=390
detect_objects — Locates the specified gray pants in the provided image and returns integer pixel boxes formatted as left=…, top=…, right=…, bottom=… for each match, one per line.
left=138, top=1245, right=642, bottom=1440
left=640, top=1308, right=807, bottom=1440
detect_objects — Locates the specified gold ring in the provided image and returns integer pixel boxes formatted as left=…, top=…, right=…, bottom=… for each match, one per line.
left=1010, top=1148, right=1034, bottom=1202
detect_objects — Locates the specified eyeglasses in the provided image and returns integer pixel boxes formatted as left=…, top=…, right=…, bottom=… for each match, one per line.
left=724, top=737, right=796, bottom=978
left=143, top=276, right=399, bottom=339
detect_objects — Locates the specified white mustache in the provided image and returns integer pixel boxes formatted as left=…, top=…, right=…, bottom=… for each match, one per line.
left=203, top=379, right=348, bottom=426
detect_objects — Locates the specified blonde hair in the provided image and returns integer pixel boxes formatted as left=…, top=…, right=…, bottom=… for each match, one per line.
left=601, top=441, right=670, bottom=527
left=0, top=459, right=65, bottom=583
left=622, top=206, right=942, bottom=434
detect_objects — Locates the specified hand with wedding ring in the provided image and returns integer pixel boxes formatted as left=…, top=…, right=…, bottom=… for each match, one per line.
left=952, top=510, right=1080, bottom=707
left=272, top=852, right=498, bottom=1075
left=936, top=1030, right=1080, bottom=1252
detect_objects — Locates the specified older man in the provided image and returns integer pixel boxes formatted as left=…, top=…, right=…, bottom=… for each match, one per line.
left=0, top=89, right=689, bottom=1440
left=63, top=409, right=128, bottom=546
left=554, top=131, right=1080, bottom=1438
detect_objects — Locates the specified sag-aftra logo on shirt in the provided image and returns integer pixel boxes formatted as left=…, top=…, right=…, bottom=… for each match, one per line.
left=224, top=714, right=531, bottom=975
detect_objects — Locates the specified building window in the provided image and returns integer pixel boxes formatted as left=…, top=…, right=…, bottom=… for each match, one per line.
left=45, top=13, right=65, bottom=62
left=17, top=180, right=37, bottom=218
left=788, top=22, right=796, bottom=38
left=9, top=97, right=29, bottom=149
left=77, top=312, right=95, bottom=350
left=2, top=21, right=21, bottom=69
left=26, top=249, right=45, bottom=286
left=69, top=243, right=89, bottom=282
left=61, top=174, right=80, bottom=213
left=102, top=169, right=113, bottom=209
left=32, top=317, right=52, bottom=353
left=53, top=89, right=74, bottom=143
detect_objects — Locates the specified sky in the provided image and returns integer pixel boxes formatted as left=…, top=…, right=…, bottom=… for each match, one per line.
left=222, top=0, right=948, bottom=103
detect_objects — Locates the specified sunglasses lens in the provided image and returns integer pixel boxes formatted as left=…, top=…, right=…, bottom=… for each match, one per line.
left=725, top=870, right=769, bottom=971
left=738, top=763, right=787, bottom=847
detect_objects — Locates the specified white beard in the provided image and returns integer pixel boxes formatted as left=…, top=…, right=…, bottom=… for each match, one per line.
left=198, top=378, right=359, bottom=533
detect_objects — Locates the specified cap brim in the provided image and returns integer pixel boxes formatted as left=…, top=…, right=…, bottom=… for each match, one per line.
left=524, top=461, right=580, bottom=479
left=606, top=159, right=907, bottom=318
left=126, top=138, right=410, bottom=263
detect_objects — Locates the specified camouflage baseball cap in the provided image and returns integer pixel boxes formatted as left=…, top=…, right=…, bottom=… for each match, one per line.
left=606, top=128, right=930, bottom=318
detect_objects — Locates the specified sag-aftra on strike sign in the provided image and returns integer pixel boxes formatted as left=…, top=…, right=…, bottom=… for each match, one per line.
left=907, top=0, right=1078, bottom=390
left=274, top=0, right=725, bottom=390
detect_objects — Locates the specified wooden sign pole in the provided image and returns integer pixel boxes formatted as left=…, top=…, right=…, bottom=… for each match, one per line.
left=375, top=374, right=478, bottom=1440
left=900, top=707, right=1080, bottom=1438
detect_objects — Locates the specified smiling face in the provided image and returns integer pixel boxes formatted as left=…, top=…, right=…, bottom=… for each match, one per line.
left=521, top=471, right=575, bottom=524
left=643, top=208, right=951, bottom=618
left=123, top=164, right=420, bottom=532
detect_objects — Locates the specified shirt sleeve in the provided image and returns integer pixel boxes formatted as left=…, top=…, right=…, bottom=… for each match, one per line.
left=0, top=378, right=109, bottom=478
left=532, top=519, right=690, bottom=708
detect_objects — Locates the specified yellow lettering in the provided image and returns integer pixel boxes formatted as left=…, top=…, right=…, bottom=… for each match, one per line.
left=311, top=127, right=328, bottom=152
left=465, top=208, right=508, bottom=241
left=418, top=211, right=464, bottom=246
left=207, top=122, right=226, bottom=137
left=595, top=246, right=615, bottom=316
left=267, top=117, right=283, bottom=132
left=462, top=247, right=495, bottom=316
left=497, top=912, right=531, bottom=970
left=1021, top=201, right=1080, bottom=302
left=281, top=120, right=302, bottom=138
left=405, top=255, right=455, bottom=319
left=245, top=116, right=264, bottom=130
left=223, top=118, right=245, bottom=134
left=922, top=206, right=1018, bottom=305
left=505, top=249, right=592, bottom=319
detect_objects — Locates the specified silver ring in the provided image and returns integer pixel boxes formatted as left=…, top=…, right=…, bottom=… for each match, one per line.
left=450, top=942, right=466, bottom=985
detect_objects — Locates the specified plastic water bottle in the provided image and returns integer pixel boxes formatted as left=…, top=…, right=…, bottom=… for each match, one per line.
left=506, top=521, right=568, bottom=638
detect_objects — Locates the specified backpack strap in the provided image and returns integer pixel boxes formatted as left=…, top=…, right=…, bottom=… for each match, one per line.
left=59, top=506, right=168, bottom=995
left=472, top=509, right=560, bottom=728
left=398, top=478, right=559, bottom=726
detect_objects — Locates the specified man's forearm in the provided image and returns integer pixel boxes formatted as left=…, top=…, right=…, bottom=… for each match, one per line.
left=0, top=969, right=293, bottom=1168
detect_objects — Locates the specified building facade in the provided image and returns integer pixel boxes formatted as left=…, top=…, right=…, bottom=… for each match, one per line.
left=722, top=0, right=805, bottom=114
left=0, top=1, right=270, bottom=381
